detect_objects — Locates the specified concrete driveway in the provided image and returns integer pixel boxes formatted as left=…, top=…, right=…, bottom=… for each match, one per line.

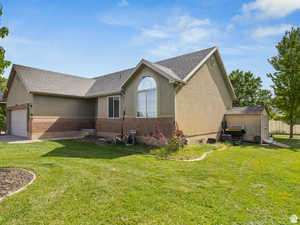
left=0, top=135, right=82, bottom=144
left=0, top=135, right=38, bottom=144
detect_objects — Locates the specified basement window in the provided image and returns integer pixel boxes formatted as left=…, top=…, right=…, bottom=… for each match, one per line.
left=108, top=96, right=120, bottom=118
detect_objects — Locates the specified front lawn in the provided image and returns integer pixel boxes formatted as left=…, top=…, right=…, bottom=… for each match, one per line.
left=150, top=143, right=223, bottom=160
left=0, top=140, right=300, bottom=224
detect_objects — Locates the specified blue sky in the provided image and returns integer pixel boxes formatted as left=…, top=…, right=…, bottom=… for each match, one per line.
left=1, top=0, right=300, bottom=88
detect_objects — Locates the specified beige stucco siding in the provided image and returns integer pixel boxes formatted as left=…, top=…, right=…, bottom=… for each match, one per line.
left=225, top=114, right=261, bottom=142
left=124, top=66, right=175, bottom=118
left=175, top=55, right=233, bottom=142
left=7, top=73, right=32, bottom=107
left=32, top=95, right=96, bottom=118
left=97, top=65, right=175, bottom=118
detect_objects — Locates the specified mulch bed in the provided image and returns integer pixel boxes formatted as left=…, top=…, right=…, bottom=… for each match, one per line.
left=0, top=168, right=35, bottom=199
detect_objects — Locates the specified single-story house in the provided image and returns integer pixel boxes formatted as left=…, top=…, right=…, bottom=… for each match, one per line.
left=4, top=46, right=269, bottom=144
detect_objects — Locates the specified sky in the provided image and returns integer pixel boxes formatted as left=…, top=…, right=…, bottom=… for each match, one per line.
left=1, top=0, right=300, bottom=89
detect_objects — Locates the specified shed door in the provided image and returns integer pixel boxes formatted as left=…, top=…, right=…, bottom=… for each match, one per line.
left=11, top=109, right=27, bottom=137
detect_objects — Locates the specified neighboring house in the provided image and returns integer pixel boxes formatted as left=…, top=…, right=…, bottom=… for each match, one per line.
left=4, top=46, right=267, bottom=144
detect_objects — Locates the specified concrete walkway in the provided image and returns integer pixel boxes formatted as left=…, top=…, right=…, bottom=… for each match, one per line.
left=0, top=135, right=82, bottom=144
left=0, top=135, right=35, bottom=143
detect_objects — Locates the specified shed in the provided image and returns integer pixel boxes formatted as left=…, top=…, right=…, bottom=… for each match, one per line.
left=224, top=106, right=269, bottom=143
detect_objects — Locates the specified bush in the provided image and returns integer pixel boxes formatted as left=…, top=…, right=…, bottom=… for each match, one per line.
left=165, top=130, right=187, bottom=153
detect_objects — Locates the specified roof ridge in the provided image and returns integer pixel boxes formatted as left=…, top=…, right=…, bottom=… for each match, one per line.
left=151, top=62, right=181, bottom=80
left=93, top=46, right=216, bottom=79
left=13, top=64, right=94, bottom=80
left=93, top=67, right=135, bottom=79
left=155, top=46, right=216, bottom=64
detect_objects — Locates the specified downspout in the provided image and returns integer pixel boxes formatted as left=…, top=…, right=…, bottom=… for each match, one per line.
left=120, top=90, right=126, bottom=139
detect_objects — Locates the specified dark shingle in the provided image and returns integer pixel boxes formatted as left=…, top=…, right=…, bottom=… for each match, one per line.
left=87, top=47, right=215, bottom=96
left=14, top=65, right=95, bottom=97
left=86, top=68, right=133, bottom=97
left=156, top=47, right=215, bottom=79
left=12, top=47, right=216, bottom=97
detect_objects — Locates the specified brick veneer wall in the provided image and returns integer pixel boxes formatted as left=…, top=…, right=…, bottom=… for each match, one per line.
left=30, top=117, right=95, bottom=139
left=96, top=117, right=175, bottom=138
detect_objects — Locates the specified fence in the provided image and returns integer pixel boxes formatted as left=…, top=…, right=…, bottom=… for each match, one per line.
left=269, top=120, right=300, bottom=134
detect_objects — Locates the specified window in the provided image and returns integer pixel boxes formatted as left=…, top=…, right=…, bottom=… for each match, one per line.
left=108, top=96, right=120, bottom=118
left=137, top=76, right=157, bottom=117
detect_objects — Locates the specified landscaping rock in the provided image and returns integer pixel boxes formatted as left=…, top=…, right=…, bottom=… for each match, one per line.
left=0, top=168, right=35, bottom=200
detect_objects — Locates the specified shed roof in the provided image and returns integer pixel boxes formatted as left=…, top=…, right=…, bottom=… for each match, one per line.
left=225, top=106, right=265, bottom=115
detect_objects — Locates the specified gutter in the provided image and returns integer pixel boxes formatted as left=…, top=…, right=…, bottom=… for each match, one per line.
left=30, top=91, right=123, bottom=99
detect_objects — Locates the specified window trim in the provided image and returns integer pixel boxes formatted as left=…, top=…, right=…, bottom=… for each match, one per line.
left=107, top=95, right=121, bottom=119
left=136, top=76, right=157, bottom=118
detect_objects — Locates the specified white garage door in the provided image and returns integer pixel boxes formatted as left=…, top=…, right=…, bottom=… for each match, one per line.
left=11, top=109, right=27, bottom=137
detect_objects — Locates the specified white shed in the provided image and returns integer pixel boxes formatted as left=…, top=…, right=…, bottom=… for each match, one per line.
left=224, top=106, right=269, bottom=143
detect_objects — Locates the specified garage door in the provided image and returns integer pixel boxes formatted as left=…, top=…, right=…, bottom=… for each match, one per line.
left=11, top=109, right=27, bottom=137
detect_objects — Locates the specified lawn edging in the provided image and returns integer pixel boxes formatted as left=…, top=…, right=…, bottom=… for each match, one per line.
left=0, top=168, right=36, bottom=202
left=177, top=145, right=228, bottom=162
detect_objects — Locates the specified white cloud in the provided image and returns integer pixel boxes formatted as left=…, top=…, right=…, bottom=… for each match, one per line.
left=222, top=45, right=269, bottom=55
left=175, top=16, right=210, bottom=29
left=141, top=26, right=170, bottom=39
left=236, top=0, right=300, bottom=20
left=99, top=14, right=139, bottom=27
left=132, top=14, right=214, bottom=57
left=148, top=42, right=179, bottom=58
left=252, top=24, right=292, bottom=38
left=117, top=0, right=129, bottom=7
left=180, top=28, right=210, bottom=43
left=226, top=24, right=235, bottom=32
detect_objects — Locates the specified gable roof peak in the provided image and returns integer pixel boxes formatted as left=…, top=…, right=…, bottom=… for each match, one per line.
left=156, top=46, right=216, bottom=64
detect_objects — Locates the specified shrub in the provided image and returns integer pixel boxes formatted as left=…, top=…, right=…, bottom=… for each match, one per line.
left=165, top=130, right=187, bottom=153
left=144, top=131, right=169, bottom=147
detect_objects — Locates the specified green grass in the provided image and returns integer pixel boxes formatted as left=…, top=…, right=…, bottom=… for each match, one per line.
left=0, top=139, right=300, bottom=224
left=274, top=135, right=300, bottom=149
left=150, top=144, right=224, bottom=160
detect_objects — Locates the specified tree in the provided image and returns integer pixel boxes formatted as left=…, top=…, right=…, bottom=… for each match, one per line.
left=268, top=27, right=300, bottom=139
left=0, top=7, right=10, bottom=131
left=229, top=70, right=272, bottom=108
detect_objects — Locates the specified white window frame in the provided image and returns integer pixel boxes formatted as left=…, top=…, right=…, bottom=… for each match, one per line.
left=136, top=76, right=157, bottom=118
left=107, top=95, right=121, bottom=119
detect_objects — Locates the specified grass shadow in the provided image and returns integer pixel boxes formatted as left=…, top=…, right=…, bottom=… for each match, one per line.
left=273, top=136, right=300, bottom=150
left=42, top=140, right=154, bottom=159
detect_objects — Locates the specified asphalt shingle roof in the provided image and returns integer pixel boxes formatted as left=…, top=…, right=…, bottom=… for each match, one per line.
left=155, top=47, right=215, bottom=80
left=225, top=106, right=265, bottom=115
left=87, top=47, right=215, bottom=96
left=11, top=47, right=216, bottom=98
left=14, top=65, right=95, bottom=97
left=86, top=68, right=133, bottom=97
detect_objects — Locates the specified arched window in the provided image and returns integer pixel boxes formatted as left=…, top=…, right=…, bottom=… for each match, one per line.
left=137, top=76, right=157, bottom=117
